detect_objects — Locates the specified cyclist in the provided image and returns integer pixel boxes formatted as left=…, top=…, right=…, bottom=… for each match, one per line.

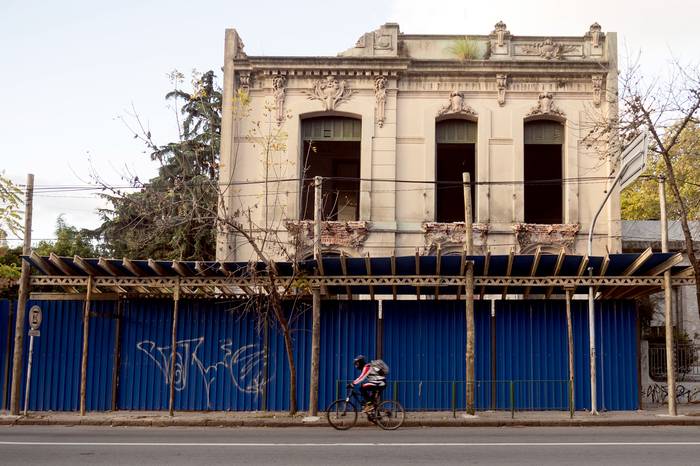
left=352, top=355, right=387, bottom=413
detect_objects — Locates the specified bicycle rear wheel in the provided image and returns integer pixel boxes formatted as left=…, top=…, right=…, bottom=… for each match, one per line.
left=374, top=400, right=405, bottom=430
left=326, top=400, right=358, bottom=430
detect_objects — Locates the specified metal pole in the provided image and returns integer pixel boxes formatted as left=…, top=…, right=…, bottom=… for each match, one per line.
left=10, top=173, right=34, bottom=415
left=309, top=176, right=322, bottom=416
left=463, top=172, right=475, bottom=415
left=565, top=288, right=575, bottom=419
left=168, top=279, right=180, bottom=417
left=586, top=169, right=623, bottom=415
left=659, top=175, right=677, bottom=416
left=22, top=335, right=35, bottom=415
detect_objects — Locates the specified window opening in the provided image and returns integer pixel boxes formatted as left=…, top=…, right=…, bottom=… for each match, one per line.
left=523, top=120, right=564, bottom=224
left=435, top=119, right=476, bottom=222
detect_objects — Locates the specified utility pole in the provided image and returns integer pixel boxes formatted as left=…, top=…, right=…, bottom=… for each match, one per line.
left=463, top=172, right=475, bottom=415
left=659, top=175, right=677, bottom=416
left=565, top=287, right=575, bottom=418
left=10, top=173, right=34, bottom=415
left=309, top=176, right=322, bottom=416
left=79, top=276, right=94, bottom=416
left=168, top=278, right=181, bottom=417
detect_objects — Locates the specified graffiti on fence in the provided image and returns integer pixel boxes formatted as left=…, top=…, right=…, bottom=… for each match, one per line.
left=136, top=337, right=267, bottom=407
left=643, top=383, right=700, bottom=404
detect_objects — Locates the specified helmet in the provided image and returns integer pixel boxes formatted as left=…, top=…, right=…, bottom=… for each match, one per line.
left=353, top=355, right=366, bottom=370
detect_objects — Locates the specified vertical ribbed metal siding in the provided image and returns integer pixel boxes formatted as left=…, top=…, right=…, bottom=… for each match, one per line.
left=266, top=300, right=312, bottom=411
left=318, top=300, right=377, bottom=409
left=382, top=300, right=492, bottom=410
left=495, top=300, right=638, bottom=411
left=118, top=299, right=266, bottom=411
left=0, top=299, right=14, bottom=409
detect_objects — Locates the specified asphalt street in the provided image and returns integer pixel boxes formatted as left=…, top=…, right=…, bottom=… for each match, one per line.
left=2, top=425, right=700, bottom=465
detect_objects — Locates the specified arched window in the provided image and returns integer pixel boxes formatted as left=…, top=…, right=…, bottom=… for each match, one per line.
left=523, top=120, right=564, bottom=224
left=435, top=119, right=477, bottom=222
left=301, top=116, right=361, bottom=221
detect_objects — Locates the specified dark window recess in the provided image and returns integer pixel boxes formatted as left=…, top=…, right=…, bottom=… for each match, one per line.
left=435, top=120, right=476, bottom=222
left=523, top=143, right=563, bottom=224
left=301, top=139, right=360, bottom=221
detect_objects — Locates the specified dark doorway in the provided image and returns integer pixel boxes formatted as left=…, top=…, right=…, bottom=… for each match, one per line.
left=301, top=117, right=361, bottom=221
left=523, top=120, right=564, bottom=224
left=436, top=119, right=476, bottom=222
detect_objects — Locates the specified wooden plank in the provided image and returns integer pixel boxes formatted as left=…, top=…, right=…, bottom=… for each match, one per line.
left=172, top=261, right=191, bottom=277
left=147, top=259, right=170, bottom=276
left=501, top=248, right=514, bottom=300
left=73, top=255, right=101, bottom=276
left=523, top=246, right=542, bottom=299
left=49, top=253, right=75, bottom=276
left=365, top=253, right=375, bottom=301
left=456, top=247, right=466, bottom=301
left=434, top=244, right=442, bottom=298
left=29, top=251, right=60, bottom=275
left=122, top=258, right=146, bottom=277
left=340, top=252, right=352, bottom=299
left=622, top=247, right=653, bottom=276
left=645, top=253, right=683, bottom=277
left=545, top=248, right=566, bottom=299
left=479, top=251, right=490, bottom=300
left=390, top=251, right=397, bottom=301
left=98, top=257, right=122, bottom=276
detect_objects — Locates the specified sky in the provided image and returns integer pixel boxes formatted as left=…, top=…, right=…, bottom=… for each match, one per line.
left=1, top=0, right=698, bottom=245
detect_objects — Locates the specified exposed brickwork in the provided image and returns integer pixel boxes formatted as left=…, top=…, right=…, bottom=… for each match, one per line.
left=285, top=220, right=370, bottom=250
left=513, top=223, right=580, bottom=253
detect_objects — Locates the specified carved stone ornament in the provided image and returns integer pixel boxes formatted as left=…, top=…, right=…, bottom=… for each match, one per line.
left=272, top=75, right=286, bottom=126
left=422, top=222, right=490, bottom=255
left=492, top=21, right=510, bottom=47
left=527, top=92, right=565, bottom=119
left=496, top=74, right=508, bottom=107
left=285, top=220, right=369, bottom=249
left=514, top=223, right=580, bottom=254
left=374, top=76, right=387, bottom=128
left=374, top=32, right=393, bottom=49
left=588, top=22, right=602, bottom=48
left=522, top=38, right=577, bottom=60
left=437, top=91, right=478, bottom=118
left=238, top=73, right=251, bottom=94
left=592, top=74, right=603, bottom=107
left=306, top=75, right=355, bottom=111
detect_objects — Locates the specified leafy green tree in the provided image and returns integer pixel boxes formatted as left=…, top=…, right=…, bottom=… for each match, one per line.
left=94, top=70, right=221, bottom=260
left=34, top=215, right=100, bottom=258
left=622, top=123, right=700, bottom=220
left=0, top=172, right=22, bottom=288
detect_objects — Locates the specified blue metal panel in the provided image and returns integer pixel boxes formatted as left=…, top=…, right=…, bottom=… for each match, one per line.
left=495, top=300, right=638, bottom=411
left=318, top=300, right=376, bottom=409
left=0, top=299, right=14, bottom=409
left=382, top=300, right=492, bottom=411
left=266, top=300, right=312, bottom=411
left=118, top=299, right=266, bottom=411
left=495, top=301, right=569, bottom=410
left=572, top=300, right=639, bottom=411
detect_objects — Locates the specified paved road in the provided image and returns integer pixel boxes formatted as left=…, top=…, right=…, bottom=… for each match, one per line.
left=2, top=425, right=700, bottom=465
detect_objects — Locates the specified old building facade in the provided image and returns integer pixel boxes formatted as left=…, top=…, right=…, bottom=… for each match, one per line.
left=217, top=22, right=620, bottom=261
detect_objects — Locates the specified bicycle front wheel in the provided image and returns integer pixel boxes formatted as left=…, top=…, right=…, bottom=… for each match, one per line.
left=374, top=400, right=405, bottom=430
left=326, top=399, right=358, bottom=430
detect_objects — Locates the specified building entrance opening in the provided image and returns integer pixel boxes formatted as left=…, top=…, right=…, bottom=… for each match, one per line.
left=301, top=116, right=361, bottom=221
left=436, top=119, right=476, bottom=222
left=524, top=120, right=564, bottom=224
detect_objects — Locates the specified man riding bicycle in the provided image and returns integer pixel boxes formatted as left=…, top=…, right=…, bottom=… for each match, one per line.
left=352, top=355, right=388, bottom=413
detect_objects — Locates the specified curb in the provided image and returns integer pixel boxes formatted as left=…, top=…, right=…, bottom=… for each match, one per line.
left=4, top=416, right=700, bottom=428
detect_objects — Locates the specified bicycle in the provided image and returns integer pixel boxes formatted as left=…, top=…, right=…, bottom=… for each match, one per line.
left=326, top=384, right=405, bottom=430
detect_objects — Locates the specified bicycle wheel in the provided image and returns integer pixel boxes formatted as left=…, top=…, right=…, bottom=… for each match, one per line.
left=374, top=400, right=405, bottom=430
left=326, top=399, right=358, bottom=430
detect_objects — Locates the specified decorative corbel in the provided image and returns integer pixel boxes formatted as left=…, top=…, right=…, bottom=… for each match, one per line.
left=592, top=75, right=604, bottom=107
left=374, top=76, right=387, bottom=127
left=496, top=74, right=508, bottom=106
left=437, top=91, right=477, bottom=118
left=272, top=75, right=286, bottom=126
left=527, top=92, right=565, bottom=119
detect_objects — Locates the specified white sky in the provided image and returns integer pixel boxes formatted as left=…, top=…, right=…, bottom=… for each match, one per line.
left=1, top=0, right=698, bottom=245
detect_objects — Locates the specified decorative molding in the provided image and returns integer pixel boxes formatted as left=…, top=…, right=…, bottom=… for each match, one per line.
left=233, top=32, right=247, bottom=59
left=285, top=220, right=369, bottom=249
left=496, top=74, right=508, bottom=106
left=587, top=22, right=603, bottom=48
left=526, top=92, right=565, bottom=119
left=374, top=76, right=387, bottom=128
left=592, top=74, right=604, bottom=107
left=514, top=223, right=580, bottom=253
left=305, top=75, right=355, bottom=111
left=238, top=73, right=251, bottom=94
left=436, top=91, right=478, bottom=118
left=422, top=222, right=490, bottom=254
left=491, top=21, right=510, bottom=47
left=272, top=75, right=286, bottom=126
left=521, top=38, right=578, bottom=60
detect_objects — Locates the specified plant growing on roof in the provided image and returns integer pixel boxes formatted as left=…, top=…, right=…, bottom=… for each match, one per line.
left=446, top=37, right=482, bottom=61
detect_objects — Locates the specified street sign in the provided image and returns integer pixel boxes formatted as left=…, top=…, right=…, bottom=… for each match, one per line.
left=28, top=329, right=40, bottom=337
left=28, top=305, right=42, bottom=330
left=619, top=132, right=649, bottom=190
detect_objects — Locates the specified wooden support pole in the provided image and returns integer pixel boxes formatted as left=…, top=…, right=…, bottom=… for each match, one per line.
left=659, top=175, right=677, bottom=416
left=110, top=298, right=123, bottom=412
left=463, top=172, right=475, bottom=415
left=309, top=176, right=322, bottom=416
left=565, top=288, right=575, bottom=419
left=79, top=276, right=93, bottom=416
left=10, top=173, right=34, bottom=415
left=168, top=278, right=180, bottom=417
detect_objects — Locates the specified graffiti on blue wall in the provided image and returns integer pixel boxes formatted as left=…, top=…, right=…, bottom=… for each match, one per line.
left=136, top=337, right=267, bottom=408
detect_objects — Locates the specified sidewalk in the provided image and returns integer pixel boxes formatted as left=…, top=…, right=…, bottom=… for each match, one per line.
left=3, top=406, right=700, bottom=428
